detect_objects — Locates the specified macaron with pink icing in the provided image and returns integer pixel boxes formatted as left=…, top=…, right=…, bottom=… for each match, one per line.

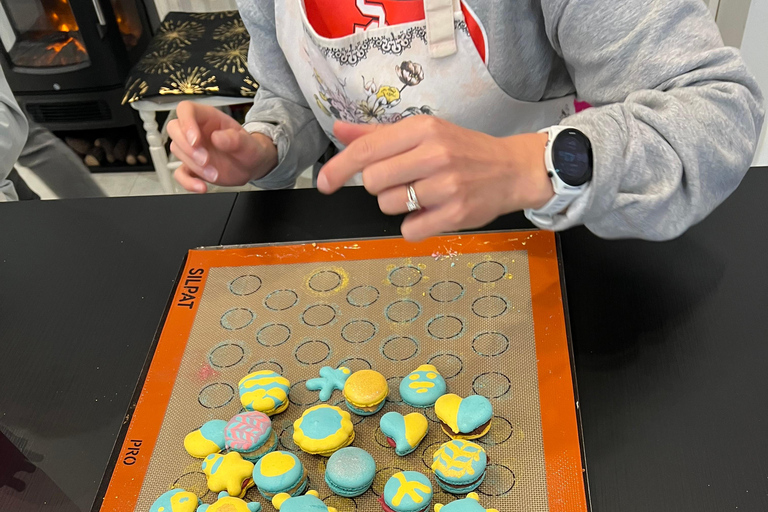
left=224, top=411, right=278, bottom=462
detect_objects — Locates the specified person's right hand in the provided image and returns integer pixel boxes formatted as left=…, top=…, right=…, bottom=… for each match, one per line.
left=168, top=101, right=278, bottom=193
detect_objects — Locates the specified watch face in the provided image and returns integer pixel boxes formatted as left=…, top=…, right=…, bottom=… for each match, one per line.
left=552, top=129, right=593, bottom=186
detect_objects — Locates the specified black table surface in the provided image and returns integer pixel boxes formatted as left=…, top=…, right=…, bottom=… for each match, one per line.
left=1, top=170, right=766, bottom=512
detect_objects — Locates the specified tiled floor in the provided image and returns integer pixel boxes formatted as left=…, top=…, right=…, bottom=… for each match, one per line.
left=15, top=166, right=314, bottom=199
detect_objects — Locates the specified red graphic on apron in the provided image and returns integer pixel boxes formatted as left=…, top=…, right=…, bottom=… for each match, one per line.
left=305, top=0, right=487, bottom=62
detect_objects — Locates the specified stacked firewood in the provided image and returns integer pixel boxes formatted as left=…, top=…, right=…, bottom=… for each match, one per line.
left=65, top=137, right=149, bottom=167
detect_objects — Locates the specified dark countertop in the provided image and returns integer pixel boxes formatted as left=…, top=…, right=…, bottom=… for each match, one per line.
left=1, top=170, right=766, bottom=511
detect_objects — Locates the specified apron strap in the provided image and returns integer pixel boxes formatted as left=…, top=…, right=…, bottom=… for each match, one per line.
left=424, top=0, right=459, bottom=58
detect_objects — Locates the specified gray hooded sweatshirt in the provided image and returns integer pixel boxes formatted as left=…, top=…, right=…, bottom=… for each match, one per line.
left=238, top=0, right=764, bottom=240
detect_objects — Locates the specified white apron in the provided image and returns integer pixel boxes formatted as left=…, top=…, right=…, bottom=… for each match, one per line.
left=276, top=0, right=576, bottom=182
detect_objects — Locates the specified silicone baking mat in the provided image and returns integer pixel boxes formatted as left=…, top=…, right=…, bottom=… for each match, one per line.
left=101, top=231, right=587, bottom=512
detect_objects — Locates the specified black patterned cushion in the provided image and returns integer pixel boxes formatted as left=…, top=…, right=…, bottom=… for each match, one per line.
left=123, top=11, right=258, bottom=104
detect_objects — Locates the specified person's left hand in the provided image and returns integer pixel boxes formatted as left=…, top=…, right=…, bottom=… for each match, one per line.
left=317, top=117, right=554, bottom=241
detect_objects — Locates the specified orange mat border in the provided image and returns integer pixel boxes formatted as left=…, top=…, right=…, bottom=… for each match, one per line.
left=101, top=231, right=587, bottom=512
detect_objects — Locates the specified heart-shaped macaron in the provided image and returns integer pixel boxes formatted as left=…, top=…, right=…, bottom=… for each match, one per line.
left=434, top=394, right=493, bottom=440
left=379, top=411, right=429, bottom=456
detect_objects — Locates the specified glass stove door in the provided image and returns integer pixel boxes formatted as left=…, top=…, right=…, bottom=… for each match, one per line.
left=0, top=0, right=91, bottom=69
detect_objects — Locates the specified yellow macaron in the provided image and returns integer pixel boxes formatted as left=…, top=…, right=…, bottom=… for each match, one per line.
left=342, top=370, right=388, bottom=415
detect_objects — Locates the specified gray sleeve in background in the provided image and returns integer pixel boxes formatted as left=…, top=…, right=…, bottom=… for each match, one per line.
left=0, top=69, right=29, bottom=202
left=539, top=0, right=764, bottom=240
left=237, top=0, right=330, bottom=189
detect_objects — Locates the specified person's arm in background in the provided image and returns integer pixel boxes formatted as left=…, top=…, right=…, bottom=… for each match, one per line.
left=540, top=0, right=764, bottom=240
left=237, top=0, right=331, bottom=189
left=0, top=68, right=29, bottom=202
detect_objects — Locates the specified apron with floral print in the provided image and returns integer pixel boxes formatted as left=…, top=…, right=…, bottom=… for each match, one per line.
left=276, top=0, right=576, bottom=180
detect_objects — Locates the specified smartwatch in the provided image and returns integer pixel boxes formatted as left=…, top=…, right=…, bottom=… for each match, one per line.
left=524, top=126, right=593, bottom=227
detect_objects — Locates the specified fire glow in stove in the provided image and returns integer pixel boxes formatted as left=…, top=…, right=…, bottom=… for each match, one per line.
left=0, top=0, right=158, bottom=130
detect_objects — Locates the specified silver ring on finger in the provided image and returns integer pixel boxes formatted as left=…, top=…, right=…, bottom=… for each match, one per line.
left=406, top=183, right=421, bottom=212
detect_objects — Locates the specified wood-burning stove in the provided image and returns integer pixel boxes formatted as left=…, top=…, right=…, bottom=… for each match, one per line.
left=0, top=0, right=158, bottom=130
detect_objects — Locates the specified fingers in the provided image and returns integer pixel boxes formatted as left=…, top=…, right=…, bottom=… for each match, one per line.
left=175, top=101, right=203, bottom=147
left=174, top=164, right=208, bottom=193
left=318, top=118, right=430, bottom=194
left=361, top=147, right=443, bottom=195
left=377, top=173, right=459, bottom=215
left=211, top=128, right=251, bottom=155
left=333, top=121, right=378, bottom=146
left=400, top=206, right=457, bottom=242
left=168, top=119, right=209, bottom=168
left=170, top=141, right=218, bottom=182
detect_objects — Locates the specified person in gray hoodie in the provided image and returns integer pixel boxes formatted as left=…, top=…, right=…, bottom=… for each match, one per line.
left=168, top=0, right=764, bottom=241
left=0, top=69, right=28, bottom=202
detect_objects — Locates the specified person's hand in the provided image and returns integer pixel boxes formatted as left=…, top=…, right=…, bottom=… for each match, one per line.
left=317, top=117, right=553, bottom=241
left=168, top=101, right=278, bottom=193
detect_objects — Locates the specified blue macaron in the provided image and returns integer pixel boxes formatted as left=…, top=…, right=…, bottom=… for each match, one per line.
left=380, top=471, right=433, bottom=512
left=252, top=451, right=308, bottom=500
left=324, top=447, right=376, bottom=497
left=431, top=440, right=487, bottom=494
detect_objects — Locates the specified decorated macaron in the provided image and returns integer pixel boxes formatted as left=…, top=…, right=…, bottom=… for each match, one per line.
left=252, top=450, right=308, bottom=500
left=201, top=452, right=255, bottom=498
left=293, top=404, right=355, bottom=456
left=272, top=490, right=338, bottom=512
left=238, top=370, right=291, bottom=416
left=379, top=411, right=429, bottom=456
left=225, top=411, right=278, bottom=462
left=184, top=419, right=227, bottom=458
left=379, top=471, right=433, bottom=512
left=306, top=366, right=351, bottom=401
left=399, top=365, right=446, bottom=407
left=324, top=447, right=376, bottom=497
left=434, top=394, right=492, bottom=440
left=433, top=492, right=499, bottom=512
left=343, top=369, right=388, bottom=415
left=149, top=489, right=200, bottom=512
left=197, top=491, right=262, bottom=512
left=431, top=440, right=487, bottom=493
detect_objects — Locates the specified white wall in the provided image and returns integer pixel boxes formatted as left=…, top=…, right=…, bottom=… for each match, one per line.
left=153, top=0, right=238, bottom=21
left=738, top=0, right=768, bottom=166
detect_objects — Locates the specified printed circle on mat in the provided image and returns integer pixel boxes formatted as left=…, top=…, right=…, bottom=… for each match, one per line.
left=427, top=353, right=463, bottom=379
left=323, top=495, right=357, bottom=512
left=248, top=360, right=284, bottom=375
left=338, top=357, right=372, bottom=373
left=346, top=285, right=380, bottom=307
left=172, top=471, right=209, bottom=498
left=289, top=379, right=321, bottom=407
left=198, top=382, right=235, bottom=409
left=428, top=280, right=464, bottom=303
left=477, top=416, right=514, bottom=446
left=302, top=303, right=338, bottom=327
left=472, top=261, right=507, bottom=283
left=386, top=376, right=404, bottom=405
left=385, top=299, right=422, bottom=324
left=264, top=289, right=299, bottom=311
left=294, top=339, right=332, bottom=365
left=477, top=464, right=516, bottom=496
left=279, top=424, right=299, bottom=451
left=381, top=336, right=419, bottom=362
left=420, top=441, right=443, bottom=470
left=426, top=315, right=464, bottom=340
left=472, top=295, right=509, bottom=318
left=371, top=466, right=406, bottom=496
left=220, top=308, right=254, bottom=330
left=341, top=320, right=378, bottom=344
left=374, top=426, right=391, bottom=448
left=424, top=408, right=441, bottom=424
left=472, top=372, right=512, bottom=399
left=229, top=274, right=262, bottom=296
left=472, top=332, right=510, bottom=357
left=256, top=323, right=291, bottom=347
left=388, top=265, right=423, bottom=288
left=208, top=342, right=245, bottom=369
left=309, top=270, right=343, bottom=292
